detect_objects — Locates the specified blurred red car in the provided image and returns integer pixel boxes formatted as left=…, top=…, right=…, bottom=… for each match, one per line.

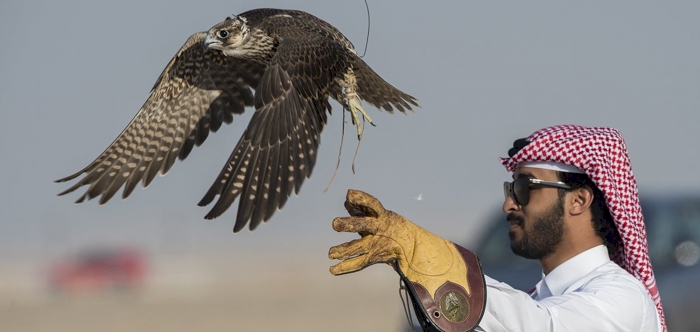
left=48, top=248, right=146, bottom=294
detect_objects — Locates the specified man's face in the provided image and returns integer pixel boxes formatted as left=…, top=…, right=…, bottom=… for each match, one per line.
left=503, top=167, right=567, bottom=260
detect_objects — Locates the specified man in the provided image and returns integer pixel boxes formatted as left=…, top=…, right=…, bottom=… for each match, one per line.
left=329, top=125, right=666, bottom=331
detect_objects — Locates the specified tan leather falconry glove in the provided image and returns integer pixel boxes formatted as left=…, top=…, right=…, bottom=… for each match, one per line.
left=329, top=189, right=485, bottom=332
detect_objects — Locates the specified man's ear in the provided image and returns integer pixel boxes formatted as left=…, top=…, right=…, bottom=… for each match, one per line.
left=569, top=186, right=594, bottom=216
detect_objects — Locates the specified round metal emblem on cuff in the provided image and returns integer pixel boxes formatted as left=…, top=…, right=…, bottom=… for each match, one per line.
left=439, top=290, right=469, bottom=323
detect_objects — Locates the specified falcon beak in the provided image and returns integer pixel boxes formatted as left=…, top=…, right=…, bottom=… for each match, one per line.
left=203, top=34, right=223, bottom=51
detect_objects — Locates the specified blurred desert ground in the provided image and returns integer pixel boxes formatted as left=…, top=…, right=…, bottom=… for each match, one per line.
left=0, top=250, right=408, bottom=331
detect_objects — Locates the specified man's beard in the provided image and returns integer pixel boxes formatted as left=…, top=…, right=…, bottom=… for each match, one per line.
left=508, top=195, right=565, bottom=260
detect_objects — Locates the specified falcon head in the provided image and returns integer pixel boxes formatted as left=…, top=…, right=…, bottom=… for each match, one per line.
left=203, top=16, right=250, bottom=57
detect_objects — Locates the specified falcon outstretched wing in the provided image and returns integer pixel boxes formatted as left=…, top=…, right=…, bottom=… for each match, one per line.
left=198, top=23, right=351, bottom=232
left=56, top=32, right=264, bottom=203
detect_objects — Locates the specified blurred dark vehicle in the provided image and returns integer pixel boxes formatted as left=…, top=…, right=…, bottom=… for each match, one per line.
left=48, top=247, right=147, bottom=294
left=475, top=193, right=700, bottom=331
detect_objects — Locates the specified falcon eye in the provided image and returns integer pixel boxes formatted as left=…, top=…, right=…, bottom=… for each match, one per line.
left=217, top=30, right=229, bottom=38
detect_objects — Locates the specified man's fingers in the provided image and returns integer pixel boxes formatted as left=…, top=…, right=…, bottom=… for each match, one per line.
left=345, top=189, right=386, bottom=217
left=344, top=200, right=366, bottom=217
left=329, top=190, right=401, bottom=276
left=332, top=216, right=381, bottom=234
left=329, top=235, right=400, bottom=274
left=329, top=251, right=399, bottom=276
left=329, top=255, right=370, bottom=275
left=328, top=237, right=369, bottom=260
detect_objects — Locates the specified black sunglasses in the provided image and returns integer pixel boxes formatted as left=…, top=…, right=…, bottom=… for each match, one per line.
left=503, top=178, right=571, bottom=206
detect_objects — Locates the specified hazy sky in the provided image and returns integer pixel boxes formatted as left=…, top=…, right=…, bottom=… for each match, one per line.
left=1, top=0, right=699, bottom=264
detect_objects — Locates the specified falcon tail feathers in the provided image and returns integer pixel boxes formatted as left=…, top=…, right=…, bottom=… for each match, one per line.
left=352, top=57, right=419, bottom=113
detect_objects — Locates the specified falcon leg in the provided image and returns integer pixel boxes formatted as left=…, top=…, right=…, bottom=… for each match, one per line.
left=342, top=70, right=375, bottom=140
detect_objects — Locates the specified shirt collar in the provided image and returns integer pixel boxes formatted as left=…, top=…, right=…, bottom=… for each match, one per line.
left=541, top=245, right=611, bottom=297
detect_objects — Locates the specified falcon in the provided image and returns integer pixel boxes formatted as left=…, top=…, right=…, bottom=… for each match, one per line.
left=56, top=8, right=418, bottom=232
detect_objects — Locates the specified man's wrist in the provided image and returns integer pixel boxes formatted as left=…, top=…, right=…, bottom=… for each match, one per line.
left=399, top=244, right=486, bottom=332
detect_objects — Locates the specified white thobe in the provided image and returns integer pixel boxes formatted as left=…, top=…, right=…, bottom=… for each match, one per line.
left=474, top=245, right=663, bottom=332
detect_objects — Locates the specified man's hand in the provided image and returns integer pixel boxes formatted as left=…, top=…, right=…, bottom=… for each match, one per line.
left=329, top=189, right=470, bottom=298
left=329, top=188, right=417, bottom=275
left=328, top=189, right=486, bottom=331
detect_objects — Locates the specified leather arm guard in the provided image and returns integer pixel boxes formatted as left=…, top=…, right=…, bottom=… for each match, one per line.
left=398, top=244, right=486, bottom=332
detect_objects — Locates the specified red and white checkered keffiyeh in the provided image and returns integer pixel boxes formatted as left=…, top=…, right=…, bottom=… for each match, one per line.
left=500, top=124, right=666, bottom=330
